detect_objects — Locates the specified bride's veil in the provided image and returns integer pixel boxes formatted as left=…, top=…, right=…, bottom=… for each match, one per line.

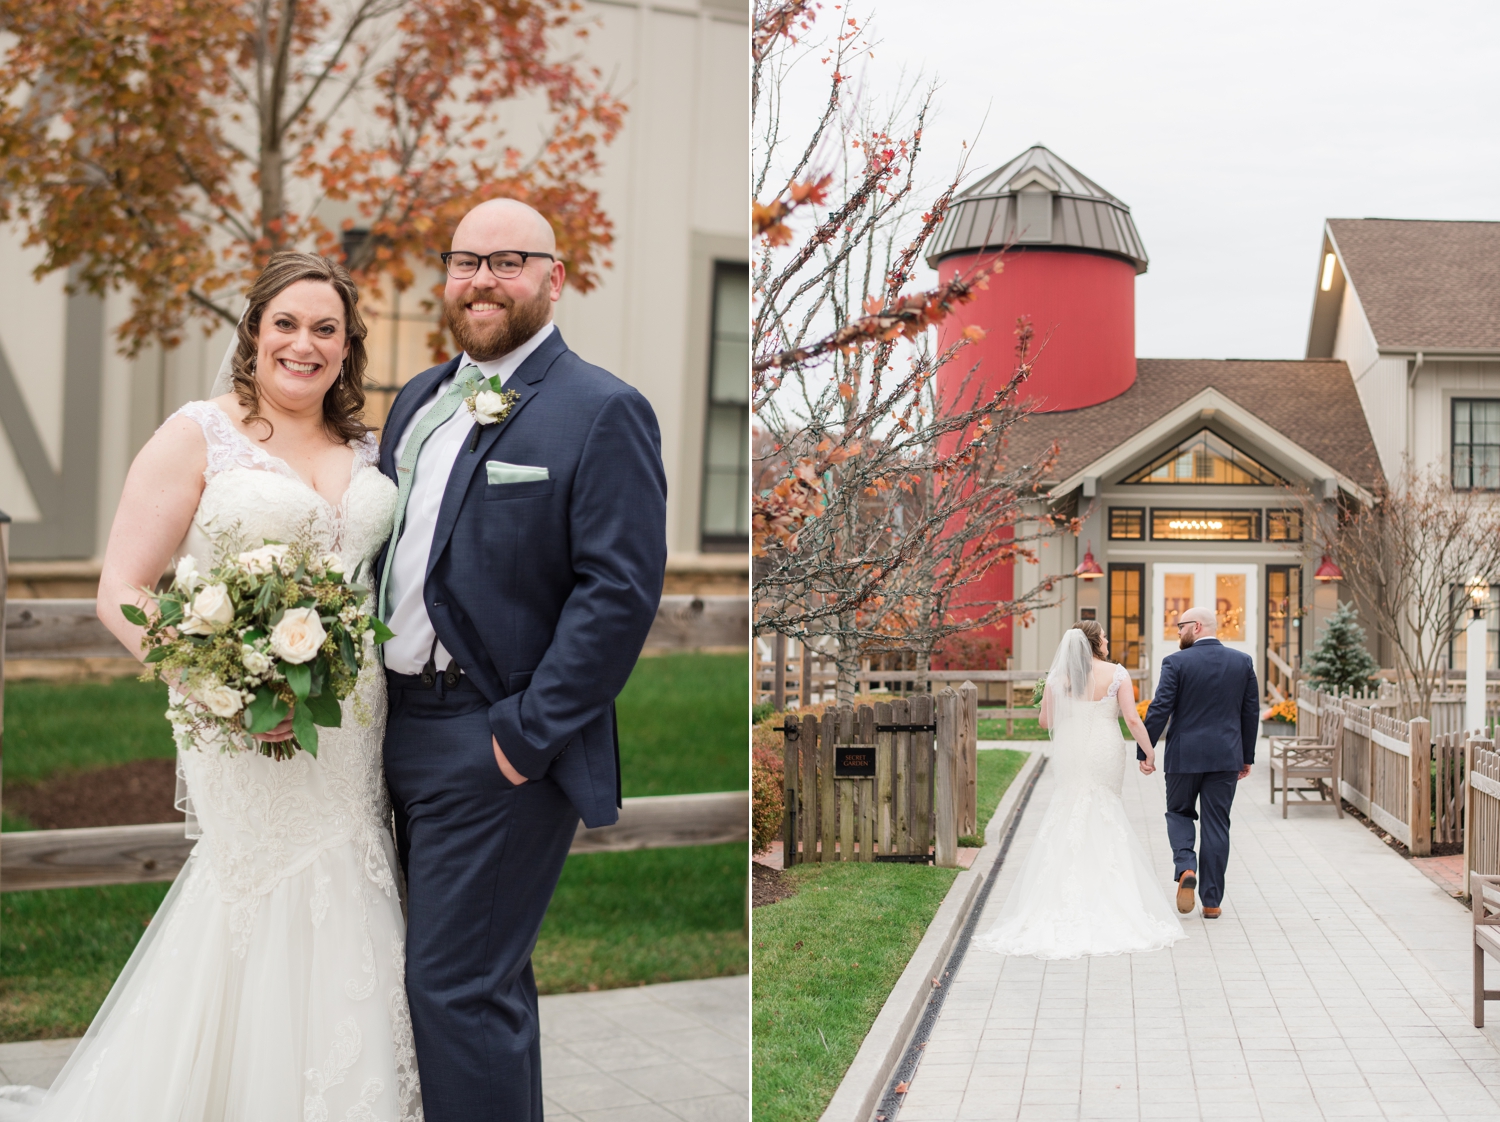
left=1045, top=627, right=1096, bottom=736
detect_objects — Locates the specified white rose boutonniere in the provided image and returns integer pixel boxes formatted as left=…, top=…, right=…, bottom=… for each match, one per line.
left=464, top=378, right=521, bottom=450
left=269, top=607, right=327, bottom=664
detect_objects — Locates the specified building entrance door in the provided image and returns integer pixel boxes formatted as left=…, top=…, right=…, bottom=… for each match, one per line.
left=1150, top=563, right=1258, bottom=690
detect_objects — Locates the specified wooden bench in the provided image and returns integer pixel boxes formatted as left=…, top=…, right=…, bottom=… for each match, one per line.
left=1267, top=698, right=1343, bottom=819
left=1475, top=873, right=1500, bottom=1027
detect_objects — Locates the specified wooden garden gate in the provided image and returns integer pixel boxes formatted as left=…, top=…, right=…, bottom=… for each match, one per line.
left=778, top=685, right=977, bottom=869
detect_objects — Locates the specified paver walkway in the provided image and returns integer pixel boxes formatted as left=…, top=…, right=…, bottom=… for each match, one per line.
left=896, top=749, right=1500, bottom=1122
left=0, top=975, right=747, bottom=1122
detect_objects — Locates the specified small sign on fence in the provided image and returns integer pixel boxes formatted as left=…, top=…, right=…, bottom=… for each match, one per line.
left=834, top=746, right=876, bottom=777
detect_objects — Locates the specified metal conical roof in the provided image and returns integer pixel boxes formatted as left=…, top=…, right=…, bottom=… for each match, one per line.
left=926, top=145, right=1148, bottom=273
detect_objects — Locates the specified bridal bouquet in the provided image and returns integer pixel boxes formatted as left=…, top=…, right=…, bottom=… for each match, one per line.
left=122, top=540, right=393, bottom=759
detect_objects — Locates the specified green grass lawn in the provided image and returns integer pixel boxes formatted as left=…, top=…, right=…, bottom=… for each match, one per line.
left=753, top=748, right=1029, bottom=1122
left=977, top=716, right=1048, bottom=740
left=958, top=748, right=1029, bottom=846
left=0, top=652, right=747, bottom=1040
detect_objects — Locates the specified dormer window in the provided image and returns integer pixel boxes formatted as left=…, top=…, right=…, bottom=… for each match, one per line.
left=1123, top=429, right=1286, bottom=486
left=1016, top=186, right=1053, bottom=243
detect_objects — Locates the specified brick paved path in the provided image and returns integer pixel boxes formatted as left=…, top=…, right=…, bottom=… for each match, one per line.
left=897, top=751, right=1500, bottom=1122
left=0, top=975, right=747, bottom=1122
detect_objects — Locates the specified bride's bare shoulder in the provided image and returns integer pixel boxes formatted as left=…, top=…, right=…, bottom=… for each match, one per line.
left=132, top=409, right=209, bottom=483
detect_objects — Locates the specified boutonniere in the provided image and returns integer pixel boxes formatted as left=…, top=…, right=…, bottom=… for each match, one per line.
left=465, top=379, right=521, bottom=451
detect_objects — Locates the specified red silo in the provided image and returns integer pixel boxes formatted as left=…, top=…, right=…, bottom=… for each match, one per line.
left=926, top=146, right=1148, bottom=667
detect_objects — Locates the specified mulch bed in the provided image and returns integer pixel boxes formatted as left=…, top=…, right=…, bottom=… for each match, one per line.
left=752, top=861, right=798, bottom=908
left=6, top=758, right=183, bottom=830
left=1340, top=798, right=1463, bottom=860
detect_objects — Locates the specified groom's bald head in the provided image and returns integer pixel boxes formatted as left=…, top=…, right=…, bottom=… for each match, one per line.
left=452, top=198, right=557, bottom=257
left=1177, top=606, right=1218, bottom=643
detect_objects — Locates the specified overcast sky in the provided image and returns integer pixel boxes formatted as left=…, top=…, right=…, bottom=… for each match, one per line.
left=777, top=0, right=1500, bottom=359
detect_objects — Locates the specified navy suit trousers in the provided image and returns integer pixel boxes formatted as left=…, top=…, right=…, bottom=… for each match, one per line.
left=385, top=672, right=579, bottom=1122
left=1164, top=771, right=1239, bottom=908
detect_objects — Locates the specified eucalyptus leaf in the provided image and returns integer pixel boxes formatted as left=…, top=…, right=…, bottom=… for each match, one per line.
left=339, top=630, right=358, bottom=674
left=143, top=646, right=170, bottom=663
left=370, top=618, right=395, bottom=645
left=120, top=604, right=149, bottom=626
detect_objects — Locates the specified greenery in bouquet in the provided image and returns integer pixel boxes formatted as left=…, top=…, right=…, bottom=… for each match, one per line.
left=1031, top=674, right=1046, bottom=707
left=122, top=538, right=393, bottom=760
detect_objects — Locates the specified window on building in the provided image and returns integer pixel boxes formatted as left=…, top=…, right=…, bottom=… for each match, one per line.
left=700, top=262, right=749, bottom=551
left=1015, top=187, right=1053, bottom=243
left=1124, top=429, right=1285, bottom=486
left=1452, top=399, right=1500, bottom=490
left=1108, top=508, right=1145, bottom=540
left=1267, top=510, right=1303, bottom=542
left=1150, top=509, right=1261, bottom=541
left=1267, top=565, right=1303, bottom=699
left=1108, top=564, right=1144, bottom=670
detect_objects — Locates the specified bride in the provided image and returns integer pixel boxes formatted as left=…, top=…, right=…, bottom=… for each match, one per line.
left=0, top=253, right=419, bottom=1119
left=974, top=620, right=1185, bottom=960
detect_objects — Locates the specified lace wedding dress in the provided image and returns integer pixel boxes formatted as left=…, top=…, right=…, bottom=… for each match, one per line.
left=0, top=401, right=419, bottom=1121
left=974, top=662, right=1185, bottom=960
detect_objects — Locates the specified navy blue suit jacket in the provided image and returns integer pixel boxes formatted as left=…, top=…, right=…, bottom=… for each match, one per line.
left=375, top=329, right=667, bottom=828
left=1142, top=638, right=1260, bottom=774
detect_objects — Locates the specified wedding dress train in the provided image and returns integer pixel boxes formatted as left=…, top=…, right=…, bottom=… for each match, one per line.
left=0, top=401, right=419, bottom=1120
left=974, top=662, right=1185, bottom=960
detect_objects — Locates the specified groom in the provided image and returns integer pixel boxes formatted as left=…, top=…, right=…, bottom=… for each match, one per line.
left=1142, top=606, right=1259, bottom=920
left=376, top=198, right=667, bottom=1120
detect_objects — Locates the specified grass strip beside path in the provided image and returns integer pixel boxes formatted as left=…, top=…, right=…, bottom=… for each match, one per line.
left=753, top=748, right=1031, bottom=1122
left=959, top=748, right=1029, bottom=847
left=752, top=863, right=959, bottom=1122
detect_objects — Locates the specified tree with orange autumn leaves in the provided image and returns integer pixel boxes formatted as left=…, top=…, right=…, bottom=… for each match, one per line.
left=0, top=0, right=623, bottom=355
left=752, top=0, right=1074, bottom=701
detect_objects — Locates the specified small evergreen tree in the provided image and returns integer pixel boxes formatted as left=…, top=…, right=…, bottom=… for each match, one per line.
left=1306, top=600, right=1380, bottom=696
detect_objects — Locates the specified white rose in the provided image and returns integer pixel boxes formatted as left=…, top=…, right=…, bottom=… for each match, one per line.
left=180, top=583, right=234, bottom=634
left=195, top=681, right=243, bottom=718
left=472, top=389, right=508, bottom=425
left=238, top=543, right=289, bottom=576
left=269, top=607, right=327, bottom=664
left=242, top=645, right=274, bottom=675
left=175, top=554, right=202, bottom=593
left=321, top=552, right=345, bottom=577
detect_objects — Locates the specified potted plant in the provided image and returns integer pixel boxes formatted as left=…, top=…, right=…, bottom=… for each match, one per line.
left=1260, top=698, right=1297, bottom=738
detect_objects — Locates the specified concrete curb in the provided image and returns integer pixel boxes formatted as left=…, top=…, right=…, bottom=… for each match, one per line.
left=817, top=748, right=1045, bottom=1122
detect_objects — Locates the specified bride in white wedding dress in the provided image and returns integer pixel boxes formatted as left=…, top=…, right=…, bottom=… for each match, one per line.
left=974, top=621, right=1185, bottom=960
left=0, top=253, right=419, bottom=1120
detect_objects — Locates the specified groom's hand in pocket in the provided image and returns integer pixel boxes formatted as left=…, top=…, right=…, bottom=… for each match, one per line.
left=492, top=735, right=529, bottom=786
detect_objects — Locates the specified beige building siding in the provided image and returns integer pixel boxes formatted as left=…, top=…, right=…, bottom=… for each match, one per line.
left=0, top=0, right=747, bottom=569
left=1331, top=278, right=1408, bottom=483
left=1411, top=360, right=1500, bottom=483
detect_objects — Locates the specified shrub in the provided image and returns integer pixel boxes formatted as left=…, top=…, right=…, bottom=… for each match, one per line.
left=752, top=743, right=785, bottom=854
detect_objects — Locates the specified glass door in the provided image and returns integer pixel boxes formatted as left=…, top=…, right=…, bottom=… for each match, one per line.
left=1151, top=563, right=1259, bottom=689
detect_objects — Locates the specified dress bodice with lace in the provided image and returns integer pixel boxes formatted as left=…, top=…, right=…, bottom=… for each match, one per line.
left=8, top=401, right=421, bottom=1122
left=975, top=661, right=1185, bottom=961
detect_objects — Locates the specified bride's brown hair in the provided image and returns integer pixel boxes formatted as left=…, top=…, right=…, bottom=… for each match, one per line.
left=1071, top=619, right=1107, bottom=659
left=230, top=252, right=370, bottom=444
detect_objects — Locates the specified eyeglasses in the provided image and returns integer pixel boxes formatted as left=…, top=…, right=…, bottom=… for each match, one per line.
left=440, top=250, right=556, bottom=280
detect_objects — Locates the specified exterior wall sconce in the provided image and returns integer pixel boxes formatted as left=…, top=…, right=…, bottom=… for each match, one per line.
left=1075, top=543, right=1103, bottom=580
left=1313, top=554, right=1343, bottom=582
left=1467, top=574, right=1490, bottom=620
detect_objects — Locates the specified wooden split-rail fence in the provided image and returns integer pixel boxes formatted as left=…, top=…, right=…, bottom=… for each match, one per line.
left=778, top=685, right=979, bottom=868
left=1298, top=683, right=1500, bottom=894
left=0, top=519, right=748, bottom=897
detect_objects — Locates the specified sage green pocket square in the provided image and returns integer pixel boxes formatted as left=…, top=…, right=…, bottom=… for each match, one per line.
left=486, top=461, right=550, bottom=484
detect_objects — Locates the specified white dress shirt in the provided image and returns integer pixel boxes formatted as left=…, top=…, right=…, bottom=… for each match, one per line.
left=382, top=321, right=555, bottom=675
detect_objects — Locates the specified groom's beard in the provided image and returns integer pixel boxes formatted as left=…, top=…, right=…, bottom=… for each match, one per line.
left=445, top=283, right=552, bottom=362
left=1179, top=634, right=1196, bottom=650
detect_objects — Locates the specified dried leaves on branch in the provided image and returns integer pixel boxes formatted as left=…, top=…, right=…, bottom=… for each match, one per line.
left=0, top=0, right=623, bottom=353
left=751, top=0, right=1070, bottom=701
left=1315, top=469, right=1500, bottom=719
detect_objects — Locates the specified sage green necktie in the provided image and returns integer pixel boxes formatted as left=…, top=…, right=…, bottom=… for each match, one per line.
left=379, top=365, right=486, bottom=619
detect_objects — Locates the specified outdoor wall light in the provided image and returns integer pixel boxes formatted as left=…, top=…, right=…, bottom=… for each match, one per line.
left=1468, top=574, right=1490, bottom=618
left=1321, top=252, right=1337, bottom=291
left=1075, top=543, right=1103, bottom=580
left=1313, top=554, right=1343, bottom=582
